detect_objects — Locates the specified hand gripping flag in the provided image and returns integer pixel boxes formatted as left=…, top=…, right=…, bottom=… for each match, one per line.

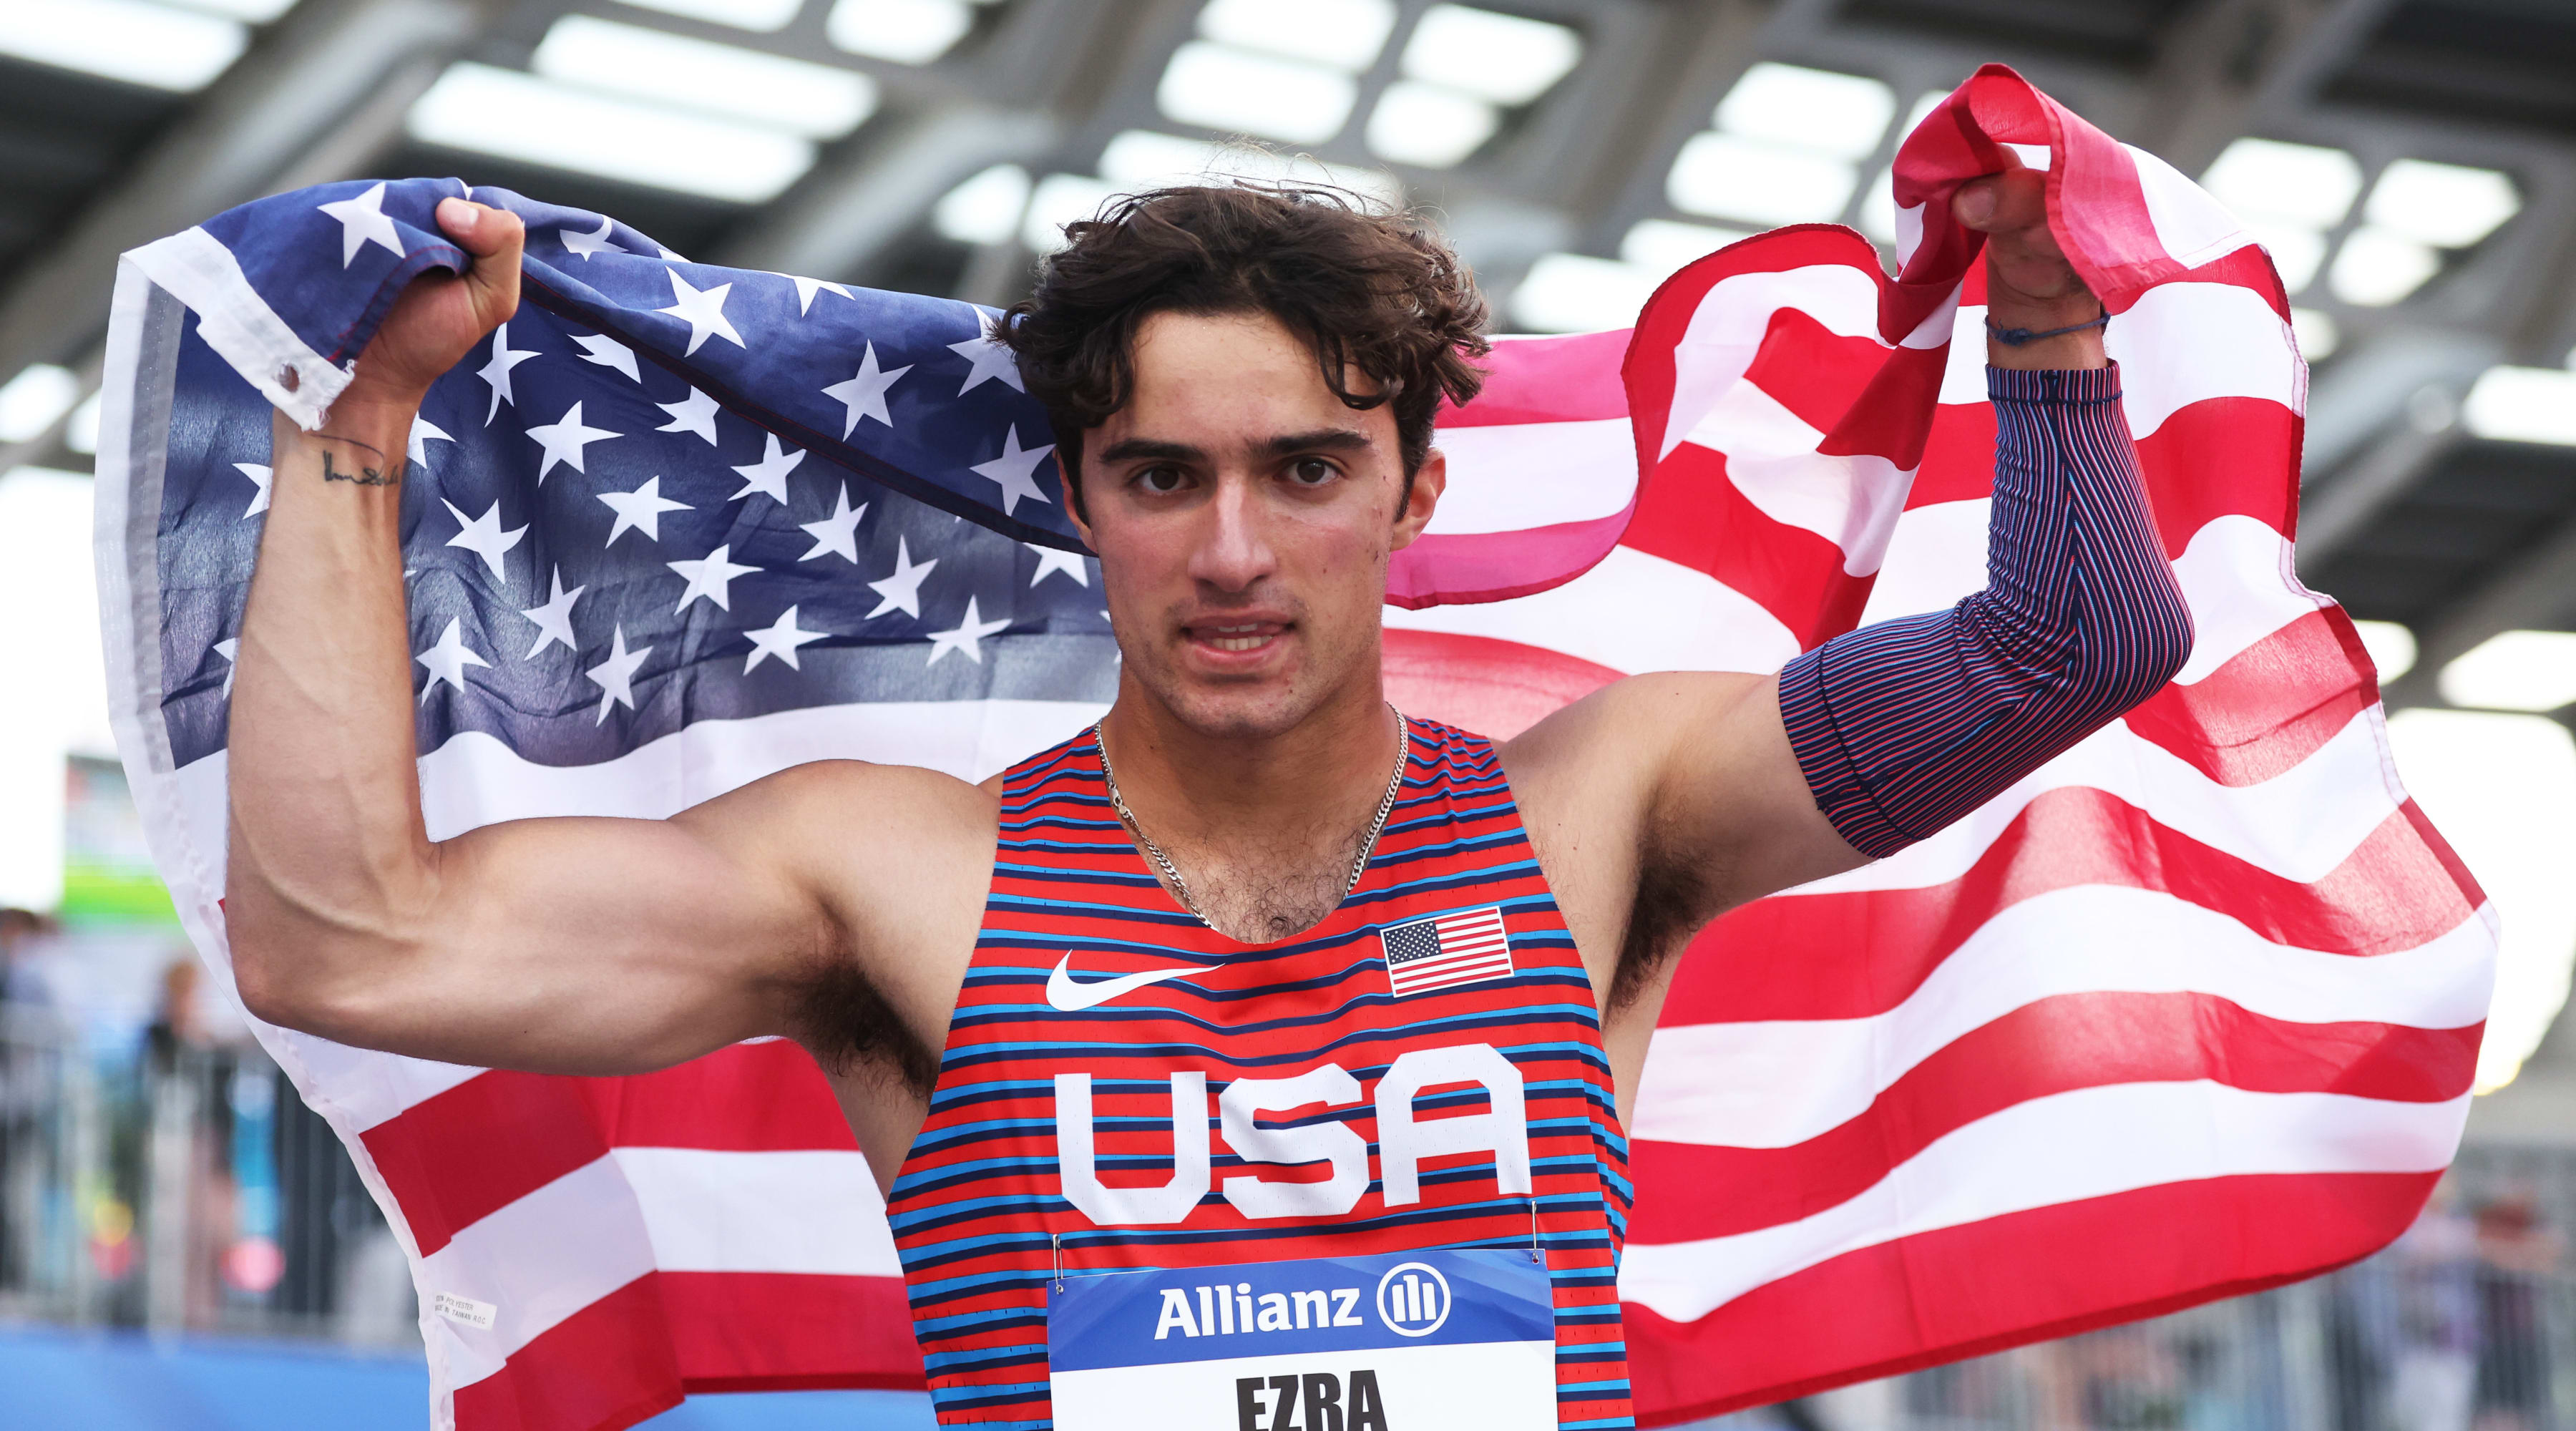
left=95, top=65, right=2492, bottom=1431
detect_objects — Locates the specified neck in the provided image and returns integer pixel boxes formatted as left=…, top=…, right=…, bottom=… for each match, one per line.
left=1097, top=673, right=1400, bottom=850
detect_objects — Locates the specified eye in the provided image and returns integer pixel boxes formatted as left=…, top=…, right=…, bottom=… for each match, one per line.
left=1136, top=464, right=1187, bottom=494
left=1288, top=456, right=1337, bottom=486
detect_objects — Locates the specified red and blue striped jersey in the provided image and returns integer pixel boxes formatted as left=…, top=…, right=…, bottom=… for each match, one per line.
left=887, top=716, right=1635, bottom=1428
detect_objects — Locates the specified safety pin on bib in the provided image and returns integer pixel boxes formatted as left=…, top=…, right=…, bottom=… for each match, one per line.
left=1528, top=1197, right=1543, bottom=1265
left=1053, top=1232, right=1065, bottom=1292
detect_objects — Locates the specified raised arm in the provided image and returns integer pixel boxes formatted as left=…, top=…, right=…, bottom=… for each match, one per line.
left=1511, top=163, right=2192, bottom=1022
left=223, top=199, right=982, bottom=1084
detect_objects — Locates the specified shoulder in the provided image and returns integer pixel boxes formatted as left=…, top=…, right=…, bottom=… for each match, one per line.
left=1499, top=670, right=1772, bottom=811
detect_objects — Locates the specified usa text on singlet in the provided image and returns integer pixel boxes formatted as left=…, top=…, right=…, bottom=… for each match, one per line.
left=886, top=718, right=1636, bottom=1430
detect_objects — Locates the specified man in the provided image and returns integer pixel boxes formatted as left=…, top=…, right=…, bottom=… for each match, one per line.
left=226, top=167, right=2188, bottom=1427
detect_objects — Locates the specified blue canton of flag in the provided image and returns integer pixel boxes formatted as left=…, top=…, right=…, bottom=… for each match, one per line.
left=1380, top=907, right=1513, bottom=998
left=130, top=177, right=1116, bottom=773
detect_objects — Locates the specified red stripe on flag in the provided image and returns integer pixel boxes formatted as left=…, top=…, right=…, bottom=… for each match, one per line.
left=661, top=1271, right=925, bottom=1392
left=1624, top=1170, right=2439, bottom=1425
left=2123, top=609, right=2372, bottom=786
left=363, top=1071, right=608, bottom=1258
left=1438, top=327, right=1631, bottom=428
left=449, top=1273, right=683, bottom=1431
left=1619, top=441, right=1871, bottom=651
left=1662, top=793, right=2483, bottom=1026
left=1626, top=993, right=2478, bottom=1244
left=569, top=1040, right=857, bottom=1152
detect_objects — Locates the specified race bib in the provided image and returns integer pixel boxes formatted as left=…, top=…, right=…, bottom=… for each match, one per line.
left=1048, top=1247, right=1558, bottom=1430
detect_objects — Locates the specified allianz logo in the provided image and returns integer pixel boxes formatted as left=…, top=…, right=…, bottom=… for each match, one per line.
left=1153, top=1262, right=1453, bottom=1341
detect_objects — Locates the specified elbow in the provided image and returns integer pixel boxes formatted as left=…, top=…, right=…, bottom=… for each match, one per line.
left=2080, top=582, right=2195, bottom=714
left=221, top=874, right=409, bottom=1040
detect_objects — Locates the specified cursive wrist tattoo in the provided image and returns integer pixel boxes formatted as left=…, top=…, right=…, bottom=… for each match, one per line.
left=315, top=436, right=396, bottom=487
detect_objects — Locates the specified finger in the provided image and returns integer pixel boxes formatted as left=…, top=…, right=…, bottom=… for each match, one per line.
left=1952, top=168, right=2046, bottom=234
left=434, top=200, right=524, bottom=325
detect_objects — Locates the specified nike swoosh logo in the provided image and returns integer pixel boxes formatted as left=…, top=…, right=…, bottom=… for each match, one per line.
left=1045, top=955, right=1195, bottom=1012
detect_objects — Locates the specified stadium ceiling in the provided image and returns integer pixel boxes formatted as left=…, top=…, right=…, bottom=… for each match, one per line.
left=5, top=0, right=2575, bottom=720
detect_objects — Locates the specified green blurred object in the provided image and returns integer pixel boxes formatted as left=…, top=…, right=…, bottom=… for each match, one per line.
left=60, top=756, right=178, bottom=927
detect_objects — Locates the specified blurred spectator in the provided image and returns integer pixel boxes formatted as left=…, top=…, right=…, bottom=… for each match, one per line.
left=0, top=907, right=58, bottom=1010
left=2391, top=1186, right=2483, bottom=1431
left=0, top=907, right=61, bottom=1294
left=143, top=957, right=238, bottom=1327
left=2474, top=1191, right=2562, bottom=1431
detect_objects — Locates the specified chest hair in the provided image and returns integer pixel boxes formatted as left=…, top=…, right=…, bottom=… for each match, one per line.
left=1149, top=819, right=1376, bottom=945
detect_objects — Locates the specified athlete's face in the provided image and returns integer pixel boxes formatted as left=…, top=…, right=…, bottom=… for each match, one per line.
left=1070, top=309, right=1444, bottom=741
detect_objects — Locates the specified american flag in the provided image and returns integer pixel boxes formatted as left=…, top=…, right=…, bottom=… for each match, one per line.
left=1382, top=906, right=1515, bottom=997
left=96, top=64, right=2491, bottom=1431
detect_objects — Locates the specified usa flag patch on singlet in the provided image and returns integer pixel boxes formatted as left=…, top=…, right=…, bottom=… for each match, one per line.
left=1380, top=907, right=1513, bottom=997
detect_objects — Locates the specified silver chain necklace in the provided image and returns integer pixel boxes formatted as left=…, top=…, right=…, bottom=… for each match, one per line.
left=1095, top=705, right=1408, bottom=929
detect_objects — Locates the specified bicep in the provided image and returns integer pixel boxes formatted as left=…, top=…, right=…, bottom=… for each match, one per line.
left=346, top=774, right=839, bottom=1075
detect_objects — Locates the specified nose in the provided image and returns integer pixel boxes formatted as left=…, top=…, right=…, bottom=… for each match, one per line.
left=1186, top=473, right=1277, bottom=594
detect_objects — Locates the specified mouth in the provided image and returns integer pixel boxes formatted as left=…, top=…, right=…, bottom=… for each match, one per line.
left=1183, top=620, right=1290, bottom=659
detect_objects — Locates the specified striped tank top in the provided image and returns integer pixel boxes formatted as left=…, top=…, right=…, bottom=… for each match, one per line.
left=886, top=716, right=1636, bottom=1428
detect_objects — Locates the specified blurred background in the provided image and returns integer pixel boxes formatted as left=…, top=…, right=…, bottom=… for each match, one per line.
left=1, top=0, right=2574, bottom=1426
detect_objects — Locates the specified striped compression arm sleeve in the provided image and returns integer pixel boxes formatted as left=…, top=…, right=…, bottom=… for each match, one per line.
left=1776, top=363, right=2195, bottom=859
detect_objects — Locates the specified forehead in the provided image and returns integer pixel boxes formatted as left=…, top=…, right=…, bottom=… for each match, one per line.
left=1100, top=309, right=1392, bottom=449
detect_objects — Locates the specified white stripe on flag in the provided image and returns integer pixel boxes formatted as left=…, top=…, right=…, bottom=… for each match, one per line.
left=1618, top=1083, right=2472, bottom=1322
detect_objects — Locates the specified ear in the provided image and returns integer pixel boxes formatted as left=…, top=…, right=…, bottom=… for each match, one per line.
left=1390, top=446, right=1445, bottom=552
left=1063, top=464, right=1098, bottom=552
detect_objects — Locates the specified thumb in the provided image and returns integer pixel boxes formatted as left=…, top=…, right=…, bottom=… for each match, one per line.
left=437, top=198, right=523, bottom=326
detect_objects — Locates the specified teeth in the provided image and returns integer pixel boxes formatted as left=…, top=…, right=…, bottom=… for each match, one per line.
left=1209, top=635, right=1269, bottom=653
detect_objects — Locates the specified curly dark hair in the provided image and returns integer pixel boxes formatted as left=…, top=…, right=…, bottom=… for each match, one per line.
left=1000, top=182, right=1492, bottom=518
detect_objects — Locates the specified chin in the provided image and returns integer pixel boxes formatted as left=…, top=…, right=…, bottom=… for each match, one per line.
left=1157, top=680, right=1317, bottom=741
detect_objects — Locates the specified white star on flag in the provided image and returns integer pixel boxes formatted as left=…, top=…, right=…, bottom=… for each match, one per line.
left=587, top=626, right=650, bottom=725
left=415, top=617, right=490, bottom=703
left=233, top=461, right=271, bottom=518
left=729, top=434, right=806, bottom=504
left=668, top=544, right=759, bottom=613
left=972, top=425, right=1055, bottom=516
left=559, top=215, right=620, bottom=260
left=658, top=270, right=743, bottom=356
left=821, top=343, right=910, bottom=437
left=1028, top=544, right=1088, bottom=587
left=213, top=638, right=238, bottom=696
left=925, top=597, right=1010, bottom=665
left=786, top=274, right=852, bottom=315
left=866, top=536, right=937, bottom=618
left=949, top=310, right=1023, bottom=394
left=572, top=333, right=640, bottom=382
left=518, top=567, right=585, bottom=658
left=478, top=323, right=539, bottom=424
left=316, top=181, right=404, bottom=268
left=407, top=416, right=452, bottom=469
left=655, top=386, right=721, bottom=445
left=799, top=484, right=867, bottom=563
left=743, top=605, right=827, bottom=673
left=441, top=497, right=526, bottom=580
left=598, top=476, right=691, bottom=546
left=526, top=399, right=618, bottom=482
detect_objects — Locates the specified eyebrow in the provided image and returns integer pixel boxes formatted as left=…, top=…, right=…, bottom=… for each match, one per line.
left=1093, top=428, right=1376, bottom=467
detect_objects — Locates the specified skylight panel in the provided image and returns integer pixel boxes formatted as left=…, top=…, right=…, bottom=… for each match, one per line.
left=533, top=16, right=879, bottom=139
left=3, top=0, right=248, bottom=92
left=1667, top=132, right=1857, bottom=227
left=2439, top=630, right=2576, bottom=712
left=1511, top=253, right=1654, bottom=334
left=2327, top=226, right=2440, bottom=306
left=934, top=164, right=1031, bottom=245
left=2462, top=365, right=2576, bottom=446
left=408, top=63, right=816, bottom=205
left=1097, top=130, right=1400, bottom=207
left=1198, top=0, right=1396, bottom=72
left=1620, top=219, right=1750, bottom=280
left=0, top=365, right=79, bottom=444
left=2241, top=218, right=2326, bottom=295
left=2365, top=160, right=2519, bottom=249
left=1156, top=41, right=1358, bottom=145
left=1363, top=82, right=1498, bottom=169
left=1715, top=62, right=1895, bottom=161
left=1023, top=173, right=1119, bottom=254
left=1400, top=6, right=1580, bottom=107
left=827, top=0, right=975, bottom=64
left=2200, top=138, right=2361, bottom=229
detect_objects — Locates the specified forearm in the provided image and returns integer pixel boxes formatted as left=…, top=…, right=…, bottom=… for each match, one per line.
left=1778, top=364, right=2192, bottom=858
left=227, top=401, right=436, bottom=1008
